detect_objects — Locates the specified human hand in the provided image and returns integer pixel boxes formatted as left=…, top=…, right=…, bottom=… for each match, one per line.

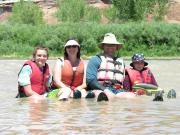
left=29, top=94, right=46, bottom=100
left=136, top=89, right=146, bottom=95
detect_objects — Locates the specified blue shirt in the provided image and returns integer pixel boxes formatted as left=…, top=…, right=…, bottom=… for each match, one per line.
left=86, top=55, right=106, bottom=90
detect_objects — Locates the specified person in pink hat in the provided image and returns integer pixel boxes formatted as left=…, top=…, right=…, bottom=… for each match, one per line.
left=86, top=33, right=136, bottom=101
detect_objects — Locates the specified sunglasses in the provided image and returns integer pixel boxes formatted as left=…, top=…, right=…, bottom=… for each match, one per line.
left=66, top=45, right=78, bottom=49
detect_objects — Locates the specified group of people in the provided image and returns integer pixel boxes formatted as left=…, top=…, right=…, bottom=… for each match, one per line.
left=16, top=33, right=159, bottom=101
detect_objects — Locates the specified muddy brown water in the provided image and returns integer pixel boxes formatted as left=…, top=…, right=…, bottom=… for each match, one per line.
left=0, top=60, right=179, bottom=134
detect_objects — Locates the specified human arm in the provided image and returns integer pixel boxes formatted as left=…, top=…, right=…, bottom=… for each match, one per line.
left=18, top=65, right=41, bottom=96
left=86, top=56, right=106, bottom=91
left=150, top=71, right=158, bottom=86
left=123, top=70, right=132, bottom=91
left=22, top=85, right=40, bottom=96
left=52, top=59, right=69, bottom=88
left=46, top=74, right=53, bottom=91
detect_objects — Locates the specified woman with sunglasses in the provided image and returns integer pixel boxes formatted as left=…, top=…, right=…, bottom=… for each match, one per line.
left=49, top=39, right=87, bottom=101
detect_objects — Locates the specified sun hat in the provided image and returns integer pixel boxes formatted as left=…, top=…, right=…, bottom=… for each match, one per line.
left=130, top=53, right=148, bottom=67
left=64, top=40, right=80, bottom=48
left=99, top=33, right=123, bottom=50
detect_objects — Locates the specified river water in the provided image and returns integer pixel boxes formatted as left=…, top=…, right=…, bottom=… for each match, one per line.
left=0, top=60, right=179, bottom=135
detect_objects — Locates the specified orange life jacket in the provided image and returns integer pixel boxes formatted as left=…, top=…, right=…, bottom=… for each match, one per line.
left=126, top=67, right=154, bottom=86
left=18, top=60, right=50, bottom=96
left=60, top=58, right=84, bottom=90
left=97, top=55, right=125, bottom=87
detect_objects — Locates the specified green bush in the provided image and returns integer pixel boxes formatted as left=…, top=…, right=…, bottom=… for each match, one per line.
left=57, top=0, right=101, bottom=23
left=103, top=5, right=119, bottom=23
left=84, top=6, right=101, bottom=23
left=112, top=0, right=169, bottom=21
left=0, top=22, right=180, bottom=58
left=151, top=0, right=169, bottom=21
left=10, top=0, right=44, bottom=25
left=57, top=0, right=85, bottom=22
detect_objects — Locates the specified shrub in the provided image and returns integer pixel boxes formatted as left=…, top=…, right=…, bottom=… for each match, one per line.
left=57, top=0, right=101, bottom=23
left=112, top=0, right=169, bottom=21
left=103, top=5, right=119, bottom=23
left=57, top=0, right=85, bottom=22
left=10, top=0, right=44, bottom=25
left=84, top=6, right=101, bottom=23
left=1, top=22, right=180, bottom=58
left=151, top=0, right=169, bottom=21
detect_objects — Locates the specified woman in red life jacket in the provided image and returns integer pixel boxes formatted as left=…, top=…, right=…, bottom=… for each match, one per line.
left=51, top=39, right=87, bottom=101
left=17, top=46, right=51, bottom=100
left=123, top=53, right=158, bottom=95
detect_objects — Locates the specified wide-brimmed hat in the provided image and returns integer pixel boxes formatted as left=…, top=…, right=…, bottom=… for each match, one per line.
left=64, top=40, right=80, bottom=48
left=130, top=53, right=148, bottom=67
left=99, top=33, right=123, bottom=50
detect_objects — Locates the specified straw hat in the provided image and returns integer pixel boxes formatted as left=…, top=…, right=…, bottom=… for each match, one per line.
left=99, top=33, right=123, bottom=50
left=64, top=40, right=80, bottom=48
left=130, top=53, right=148, bottom=67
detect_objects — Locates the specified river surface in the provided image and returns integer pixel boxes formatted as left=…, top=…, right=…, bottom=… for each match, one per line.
left=0, top=60, right=179, bottom=135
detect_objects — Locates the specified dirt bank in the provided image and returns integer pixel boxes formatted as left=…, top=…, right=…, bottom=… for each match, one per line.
left=1, top=0, right=180, bottom=24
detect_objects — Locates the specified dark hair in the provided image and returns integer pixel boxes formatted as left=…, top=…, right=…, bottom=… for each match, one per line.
left=64, top=38, right=80, bottom=59
left=64, top=47, right=80, bottom=59
left=32, top=45, right=49, bottom=59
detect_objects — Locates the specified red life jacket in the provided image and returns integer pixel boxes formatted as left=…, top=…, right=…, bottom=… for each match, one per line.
left=126, top=67, right=154, bottom=86
left=97, top=55, right=125, bottom=87
left=18, top=60, right=50, bottom=96
left=61, top=59, right=84, bottom=90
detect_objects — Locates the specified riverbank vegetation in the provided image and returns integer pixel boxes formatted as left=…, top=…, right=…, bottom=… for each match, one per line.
left=0, top=0, right=180, bottom=59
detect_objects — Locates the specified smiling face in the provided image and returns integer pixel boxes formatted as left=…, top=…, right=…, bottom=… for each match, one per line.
left=65, top=45, right=79, bottom=58
left=102, top=44, right=118, bottom=57
left=34, top=49, right=48, bottom=68
left=133, top=61, right=145, bottom=71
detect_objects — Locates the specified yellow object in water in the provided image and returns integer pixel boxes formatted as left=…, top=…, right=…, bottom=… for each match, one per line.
left=47, top=89, right=61, bottom=99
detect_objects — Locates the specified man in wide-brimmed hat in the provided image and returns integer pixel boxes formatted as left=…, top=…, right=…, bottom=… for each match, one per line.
left=99, top=33, right=122, bottom=49
left=86, top=33, right=136, bottom=101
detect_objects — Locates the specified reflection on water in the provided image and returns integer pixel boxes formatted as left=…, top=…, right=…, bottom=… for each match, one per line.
left=0, top=98, right=180, bottom=134
left=0, top=60, right=179, bottom=134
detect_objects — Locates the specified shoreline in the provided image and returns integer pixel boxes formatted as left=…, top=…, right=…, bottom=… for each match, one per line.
left=1, top=56, right=180, bottom=60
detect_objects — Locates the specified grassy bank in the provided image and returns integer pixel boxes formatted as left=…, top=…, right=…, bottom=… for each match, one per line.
left=0, top=22, right=180, bottom=59
left=0, top=0, right=179, bottom=59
